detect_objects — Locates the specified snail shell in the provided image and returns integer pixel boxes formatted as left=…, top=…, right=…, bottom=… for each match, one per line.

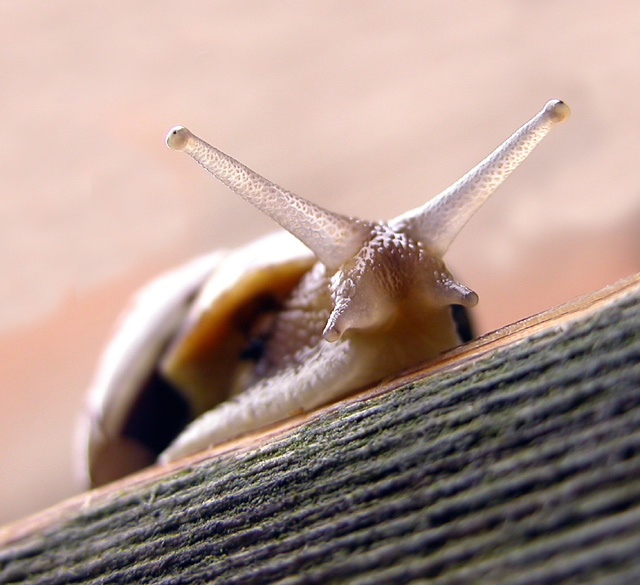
left=82, top=100, right=570, bottom=487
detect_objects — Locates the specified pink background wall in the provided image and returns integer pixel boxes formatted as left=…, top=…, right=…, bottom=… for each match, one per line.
left=2, top=1, right=639, bottom=524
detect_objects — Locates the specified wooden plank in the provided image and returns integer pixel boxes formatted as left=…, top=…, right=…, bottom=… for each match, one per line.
left=1, top=273, right=640, bottom=584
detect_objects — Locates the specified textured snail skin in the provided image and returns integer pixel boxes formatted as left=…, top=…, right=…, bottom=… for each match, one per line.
left=84, top=101, right=569, bottom=483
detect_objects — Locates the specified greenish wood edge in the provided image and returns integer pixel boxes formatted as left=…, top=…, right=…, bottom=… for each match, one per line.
left=1, top=273, right=640, bottom=585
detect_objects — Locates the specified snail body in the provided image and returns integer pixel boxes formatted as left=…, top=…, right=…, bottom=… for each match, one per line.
left=84, top=100, right=569, bottom=487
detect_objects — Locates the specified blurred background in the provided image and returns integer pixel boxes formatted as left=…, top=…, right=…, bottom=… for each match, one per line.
left=1, top=1, right=639, bottom=525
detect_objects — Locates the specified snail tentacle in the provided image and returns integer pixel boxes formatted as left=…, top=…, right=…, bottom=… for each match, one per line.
left=166, top=126, right=370, bottom=270
left=391, top=99, right=570, bottom=255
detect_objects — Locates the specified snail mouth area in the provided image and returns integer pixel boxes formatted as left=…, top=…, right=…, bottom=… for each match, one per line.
left=340, top=294, right=466, bottom=353
left=322, top=300, right=467, bottom=402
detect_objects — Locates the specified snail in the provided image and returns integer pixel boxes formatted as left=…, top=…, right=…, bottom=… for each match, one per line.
left=82, top=99, right=570, bottom=487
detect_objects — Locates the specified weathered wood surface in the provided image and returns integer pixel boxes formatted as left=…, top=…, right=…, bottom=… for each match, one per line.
left=1, top=273, right=640, bottom=584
